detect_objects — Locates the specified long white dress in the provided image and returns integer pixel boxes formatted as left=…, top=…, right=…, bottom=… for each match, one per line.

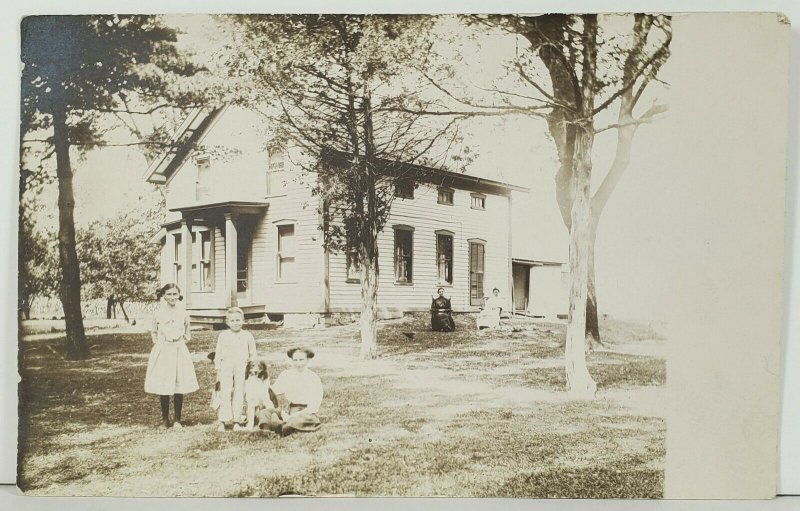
left=144, top=304, right=199, bottom=395
left=476, top=295, right=503, bottom=329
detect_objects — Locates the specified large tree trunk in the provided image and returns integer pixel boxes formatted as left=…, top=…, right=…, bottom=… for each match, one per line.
left=564, top=15, right=599, bottom=399
left=358, top=93, right=380, bottom=360
left=534, top=18, right=604, bottom=345
left=359, top=250, right=379, bottom=360
left=106, top=296, right=116, bottom=319
left=52, top=105, right=89, bottom=360
left=564, top=127, right=598, bottom=399
left=586, top=221, right=603, bottom=349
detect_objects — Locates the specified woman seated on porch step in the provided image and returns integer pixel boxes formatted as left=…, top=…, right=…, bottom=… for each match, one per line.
left=259, top=346, right=323, bottom=436
left=476, top=287, right=503, bottom=330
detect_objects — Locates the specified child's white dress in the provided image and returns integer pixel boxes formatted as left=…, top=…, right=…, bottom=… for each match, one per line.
left=144, top=304, right=199, bottom=395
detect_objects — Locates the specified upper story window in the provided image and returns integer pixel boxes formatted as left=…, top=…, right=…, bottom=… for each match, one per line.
left=393, top=225, right=414, bottom=284
left=395, top=180, right=414, bottom=200
left=470, top=193, right=486, bottom=210
left=195, top=156, right=211, bottom=201
left=277, top=223, right=296, bottom=282
left=267, top=145, right=286, bottom=196
left=437, top=187, right=454, bottom=205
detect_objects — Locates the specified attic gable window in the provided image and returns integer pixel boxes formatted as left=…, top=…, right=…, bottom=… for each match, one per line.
left=195, top=156, right=211, bottom=201
left=437, top=187, right=454, bottom=205
left=267, top=145, right=286, bottom=196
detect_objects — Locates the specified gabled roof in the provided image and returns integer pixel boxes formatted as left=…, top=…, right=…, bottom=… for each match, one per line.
left=143, top=105, right=529, bottom=197
left=143, top=106, right=226, bottom=185
left=321, top=148, right=529, bottom=197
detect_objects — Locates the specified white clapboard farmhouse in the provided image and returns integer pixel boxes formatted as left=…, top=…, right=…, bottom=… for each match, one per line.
left=145, top=106, right=567, bottom=326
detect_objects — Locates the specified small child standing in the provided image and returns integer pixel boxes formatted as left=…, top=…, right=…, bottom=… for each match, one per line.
left=214, top=307, right=257, bottom=431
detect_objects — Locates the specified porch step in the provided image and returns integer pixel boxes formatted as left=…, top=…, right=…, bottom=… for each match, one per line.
left=189, top=305, right=266, bottom=325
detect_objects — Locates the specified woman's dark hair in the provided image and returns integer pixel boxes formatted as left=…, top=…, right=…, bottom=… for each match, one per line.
left=437, top=287, right=444, bottom=294
left=492, top=287, right=500, bottom=293
left=156, top=283, right=183, bottom=301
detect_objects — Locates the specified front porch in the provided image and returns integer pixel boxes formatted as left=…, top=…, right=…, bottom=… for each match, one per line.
left=167, top=200, right=269, bottom=325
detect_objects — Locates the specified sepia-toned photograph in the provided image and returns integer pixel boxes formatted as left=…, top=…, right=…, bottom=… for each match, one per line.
left=15, top=11, right=788, bottom=498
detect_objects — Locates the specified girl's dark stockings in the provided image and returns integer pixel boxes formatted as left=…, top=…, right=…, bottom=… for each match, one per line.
left=159, top=394, right=184, bottom=424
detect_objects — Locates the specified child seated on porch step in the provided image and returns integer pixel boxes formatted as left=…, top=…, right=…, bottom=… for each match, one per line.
left=214, top=307, right=257, bottom=431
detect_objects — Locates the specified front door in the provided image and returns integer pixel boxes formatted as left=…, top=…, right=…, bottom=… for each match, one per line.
left=236, top=218, right=255, bottom=305
left=512, top=263, right=530, bottom=311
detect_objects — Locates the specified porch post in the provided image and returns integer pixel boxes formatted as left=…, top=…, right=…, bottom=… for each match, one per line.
left=181, top=218, right=193, bottom=307
left=224, top=212, right=238, bottom=307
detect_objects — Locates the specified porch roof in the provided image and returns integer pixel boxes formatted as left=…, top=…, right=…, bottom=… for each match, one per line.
left=170, top=200, right=269, bottom=217
left=512, top=257, right=565, bottom=267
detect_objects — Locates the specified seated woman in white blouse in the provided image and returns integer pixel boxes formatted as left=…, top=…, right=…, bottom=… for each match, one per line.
left=262, top=346, right=323, bottom=435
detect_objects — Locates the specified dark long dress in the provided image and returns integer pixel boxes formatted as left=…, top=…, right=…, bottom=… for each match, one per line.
left=430, top=296, right=456, bottom=332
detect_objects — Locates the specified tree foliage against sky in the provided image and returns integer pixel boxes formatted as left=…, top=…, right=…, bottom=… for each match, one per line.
left=223, top=15, right=472, bottom=358
left=20, top=15, right=204, bottom=359
left=77, top=198, right=163, bottom=310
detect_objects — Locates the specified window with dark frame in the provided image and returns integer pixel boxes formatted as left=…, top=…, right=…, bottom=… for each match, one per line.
left=191, top=230, right=214, bottom=292
left=469, top=241, right=485, bottom=306
left=173, top=234, right=182, bottom=284
left=436, top=232, right=453, bottom=284
left=437, top=187, right=454, bottom=205
left=394, top=227, right=413, bottom=283
left=346, top=247, right=360, bottom=281
left=470, top=193, right=486, bottom=210
left=199, top=230, right=213, bottom=291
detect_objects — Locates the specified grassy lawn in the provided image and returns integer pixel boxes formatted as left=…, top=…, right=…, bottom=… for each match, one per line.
left=18, top=314, right=665, bottom=497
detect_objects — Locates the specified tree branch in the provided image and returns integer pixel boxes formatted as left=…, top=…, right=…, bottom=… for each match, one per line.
left=594, top=103, right=667, bottom=134
left=591, top=18, right=672, bottom=115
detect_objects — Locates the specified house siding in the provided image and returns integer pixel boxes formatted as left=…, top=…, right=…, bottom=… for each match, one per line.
left=152, top=106, right=523, bottom=318
left=328, top=183, right=511, bottom=312
left=254, top=155, right=327, bottom=314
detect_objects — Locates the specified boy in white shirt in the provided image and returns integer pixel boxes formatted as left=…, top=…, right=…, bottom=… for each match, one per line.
left=214, top=307, right=257, bottom=431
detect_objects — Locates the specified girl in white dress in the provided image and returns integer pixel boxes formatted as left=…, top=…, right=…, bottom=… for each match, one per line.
left=144, top=283, right=199, bottom=428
